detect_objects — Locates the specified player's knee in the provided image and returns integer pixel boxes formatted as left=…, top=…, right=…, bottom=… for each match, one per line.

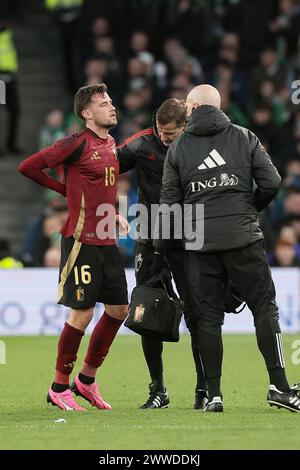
left=198, top=314, right=224, bottom=336
left=68, top=307, right=94, bottom=331
left=105, top=304, right=129, bottom=320
left=254, top=308, right=280, bottom=331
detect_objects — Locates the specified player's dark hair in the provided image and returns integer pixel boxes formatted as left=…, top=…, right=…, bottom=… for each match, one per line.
left=74, top=83, right=108, bottom=120
left=156, top=99, right=187, bottom=127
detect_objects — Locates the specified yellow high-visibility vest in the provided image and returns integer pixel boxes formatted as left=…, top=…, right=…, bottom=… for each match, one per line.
left=0, top=257, right=23, bottom=269
left=45, top=0, right=83, bottom=10
left=0, top=29, right=18, bottom=73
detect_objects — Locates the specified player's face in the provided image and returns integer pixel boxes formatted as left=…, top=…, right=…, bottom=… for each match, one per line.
left=87, top=93, right=117, bottom=129
left=156, top=120, right=184, bottom=146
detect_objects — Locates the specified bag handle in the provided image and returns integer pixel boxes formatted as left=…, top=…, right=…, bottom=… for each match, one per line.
left=143, top=269, right=178, bottom=300
left=159, top=269, right=178, bottom=301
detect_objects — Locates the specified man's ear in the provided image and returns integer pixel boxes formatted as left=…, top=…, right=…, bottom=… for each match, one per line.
left=82, top=109, right=92, bottom=120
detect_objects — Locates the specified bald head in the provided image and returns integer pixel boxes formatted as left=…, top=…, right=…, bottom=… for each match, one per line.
left=186, top=85, right=221, bottom=116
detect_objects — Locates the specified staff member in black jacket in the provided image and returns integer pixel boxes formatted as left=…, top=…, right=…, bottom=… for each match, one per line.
left=118, top=99, right=208, bottom=410
left=153, top=85, right=300, bottom=413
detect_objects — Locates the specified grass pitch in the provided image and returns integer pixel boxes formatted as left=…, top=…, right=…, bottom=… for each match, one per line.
left=0, top=334, right=299, bottom=450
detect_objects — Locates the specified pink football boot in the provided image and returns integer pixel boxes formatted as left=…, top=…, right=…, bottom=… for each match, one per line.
left=71, top=375, right=112, bottom=410
left=47, top=388, right=86, bottom=411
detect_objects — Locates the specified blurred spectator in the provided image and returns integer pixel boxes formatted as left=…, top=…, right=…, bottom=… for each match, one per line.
left=278, top=224, right=300, bottom=253
left=38, top=109, right=65, bottom=149
left=283, top=188, right=300, bottom=218
left=45, top=0, right=83, bottom=94
left=83, top=57, right=110, bottom=86
left=44, top=242, right=61, bottom=267
left=229, top=0, right=278, bottom=68
left=65, top=113, right=83, bottom=134
left=267, top=175, right=300, bottom=232
left=124, top=0, right=164, bottom=44
left=164, top=0, right=213, bottom=55
left=0, top=239, right=23, bottom=269
left=271, top=238, right=300, bottom=267
left=0, top=20, right=21, bottom=155
left=290, top=216, right=300, bottom=243
left=284, top=159, right=300, bottom=177
left=81, top=16, right=112, bottom=63
left=221, top=89, right=249, bottom=127
left=21, top=192, right=67, bottom=267
left=43, top=213, right=64, bottom=267
left=128, top=31, right=151, bottom=57
left=168, top=87, right=189, bottom=100
left=250, top=103, right=279, bottom=157
left=269, top=0, right=300, bottom=57
left=126, top=57, right=149, bottom=92
left=251, top=48, right=287, bottom=100
left=120, top=91, right=152, bottom=135
left=212, top=61, right=248, bottom=109
left=84, top=34, right=122, bottom=103
left=171, top=73, right=193, bottom=95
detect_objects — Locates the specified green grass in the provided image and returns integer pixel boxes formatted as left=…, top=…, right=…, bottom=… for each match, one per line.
left=0, top=334, right=300, bottom=450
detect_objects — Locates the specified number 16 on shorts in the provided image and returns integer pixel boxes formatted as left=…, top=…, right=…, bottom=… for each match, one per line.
left=74, top=265, right=92, bottom=302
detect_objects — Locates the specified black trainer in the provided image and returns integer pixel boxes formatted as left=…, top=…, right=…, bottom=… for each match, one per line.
left=204, top=396, right=224, bottom=412
left=267, top=383, right=300, bottom=413
left=140, top=383, right=169, bottom=409
left=194, top=389, right=209, bottom=410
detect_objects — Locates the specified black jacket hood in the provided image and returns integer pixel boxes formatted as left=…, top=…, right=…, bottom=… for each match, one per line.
left=185, top=105, right=231, bottom=136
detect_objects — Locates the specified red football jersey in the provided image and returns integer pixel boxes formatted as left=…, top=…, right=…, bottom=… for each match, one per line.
left=42, top=128, right=119, bottom=246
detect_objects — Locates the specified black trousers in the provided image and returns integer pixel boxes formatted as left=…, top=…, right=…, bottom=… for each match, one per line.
left=185, top=240, right=284, bottom=380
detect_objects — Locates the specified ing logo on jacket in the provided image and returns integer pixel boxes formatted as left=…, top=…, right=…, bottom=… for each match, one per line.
left=190, top=173, right=239, bottom=192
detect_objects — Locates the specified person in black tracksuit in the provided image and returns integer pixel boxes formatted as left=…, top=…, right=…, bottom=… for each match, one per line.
left=117, top=99, right=209, bottom=409
left=153, top=85, right=300, bottom=413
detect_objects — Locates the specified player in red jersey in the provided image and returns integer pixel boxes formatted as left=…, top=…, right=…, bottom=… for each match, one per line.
left=19, top=84, right=129, bottom=411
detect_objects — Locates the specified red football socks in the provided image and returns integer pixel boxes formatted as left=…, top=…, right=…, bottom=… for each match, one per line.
left=55, top=322, right=84, bottom=384
left=82, top=312, right=123, bottom=376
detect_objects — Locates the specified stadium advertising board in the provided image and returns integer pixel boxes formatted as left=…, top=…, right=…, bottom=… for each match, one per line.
left=0, top=268, right=299, bottom=335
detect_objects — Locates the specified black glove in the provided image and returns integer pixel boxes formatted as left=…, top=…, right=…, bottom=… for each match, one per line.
left=151, top=250, right=168, bottom=276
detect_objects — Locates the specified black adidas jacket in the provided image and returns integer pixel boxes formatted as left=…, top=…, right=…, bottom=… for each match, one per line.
left=153, top=105, right=281, bottom=252
left=117, top=124, right=172, bottom=244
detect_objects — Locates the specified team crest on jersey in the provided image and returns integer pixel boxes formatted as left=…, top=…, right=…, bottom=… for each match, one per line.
left=135, top=253, right=143, bottom=272
left=90, top=151, right=101, bottom=160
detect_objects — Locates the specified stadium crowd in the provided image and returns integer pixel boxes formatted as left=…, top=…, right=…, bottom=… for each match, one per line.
left=2, top=0, right=300, bottom=268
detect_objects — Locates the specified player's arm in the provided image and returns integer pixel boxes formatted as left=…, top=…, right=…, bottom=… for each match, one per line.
left=19, top=134, right=85, bottom=196
left=18, top=151, right=66, bottom=196
left=159, top=142, right=183, bottom=206
left=117, top=137, right=139, bottom=173
left=249, top=131, right=281, bottom=211
left=153, top=141, right=183, bottom=251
